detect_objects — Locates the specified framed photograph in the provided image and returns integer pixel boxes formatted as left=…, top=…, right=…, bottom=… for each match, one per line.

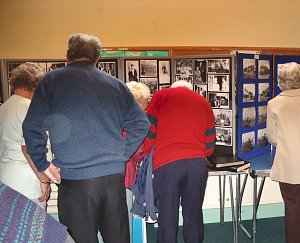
left=7, top=62, right=23, bottom=79
left=258, top=106, right=267, bottom=125
left=207, top=59, right=230, bottom=73
left=46, top=62, right=66, bottom=72
left=207, top=75, right=229, bottom=92
left=242, top=58, right=256, bottom=79
left=216, top=127, right=232, bottom=146
left=140, top=78, right=158, bottom=96
left=175, top=59, right=193, bottom=75
left=258, top=60, right=270, bottom=79
left=194, top=84, right=207, bottom=98
left=242, top=131, right=255, bottom=153
left=125, top=60, right=139, bottom=82
left=140, top=60, right=157, bottom=77
left=175, top=75, right=193, bottom=84
left=194, top=59, right=207, bottom=83
left=208, top=92, right=229, bottom=108
left=242, top=107, right=256, bottom=127
left=159, top=84, right=170, bottom=90
left=257, top=128, right=269, bottom=148
left=37, top=62, right=47, bottom=73
left=213, top=109, right=232, bottom=127
left=258, top=82, right=270, bottom=102
left=158, top=60, right=171, bottom=84
left=98, top=61, right=117, bottom=77
left=243, top=83, right=255, bottom=102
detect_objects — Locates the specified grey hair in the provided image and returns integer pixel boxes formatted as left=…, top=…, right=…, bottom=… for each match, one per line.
left=67, top=33, right=102, bottom=64
left=171, top=80, right=193, bottom=90
left=126, top=81, right=151, bottom=102
left=9, top=62, right=44, bottom=93
left=278, top=62, right=300, bottom=91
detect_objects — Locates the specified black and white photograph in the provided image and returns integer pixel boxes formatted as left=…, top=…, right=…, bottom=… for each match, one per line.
left=216, top=127, right=232, bottom=146
left=7, top=62, right=23, bottom=79
left=258, top=105, right=267, bottom=125
left=257, top=128, right=269, bottom=148
left=242, top=58, right=256, bottom=79
left=140, top=60, right=157, bottom=77
left=125, top=60, right=139, bottom=82
left=258, top=82, right=270, bottom=102
left=242, top=131, right=255, bottom=153
left=140, top=78, right=158, bottom=96
left=207, top=75, right=229, bottom=92
left=258, top=60, right=271, bottom=79
left=159, top=84, right=170, bottom=90
left=208, top=92, right=229, bottom=108
left=175, top=75, right=193, bottom=84
left=207, top=59, right=230, bottom=73
left=98, top=61, right=116, bottom=77
left=213, top=109, right=232, bottom=127
left=175, top=59, right=193, bottom=75
left=243, top=83, right=256, bottom=102
left=194, top=59, right=207, bottom=83
left=37, top=62, right=47, bottom=73
left=158, top=60, right=171, bottom=84
left=242, top=107, right=256, bottom=127
left=46, top=62, right=66, bottom=72
left=194, top=84, right=207, bottom=98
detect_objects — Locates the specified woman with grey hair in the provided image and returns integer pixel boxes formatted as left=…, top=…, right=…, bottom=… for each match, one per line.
left=124, top=81, right=151, bottom=242
left=267, top=62, right=300, bottom=243
left=0, top=62, right=51, bottom=209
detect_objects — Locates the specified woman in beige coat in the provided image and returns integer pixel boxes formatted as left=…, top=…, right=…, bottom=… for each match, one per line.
left=267, top=62, right=300, bottom=243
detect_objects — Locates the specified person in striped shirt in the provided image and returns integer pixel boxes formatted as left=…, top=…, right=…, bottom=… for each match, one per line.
left=144, top=80, right=216, bottom=243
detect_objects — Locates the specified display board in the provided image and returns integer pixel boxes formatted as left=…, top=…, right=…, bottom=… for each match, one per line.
left=1, top=58, right=120, bottom=102
left=173, top=56, right=236, bottom=156
left=122, top=57, right=172, bottom=95
left=237, top=53, right=273, bottom=160
left=274, top=55, right=300, bottom=96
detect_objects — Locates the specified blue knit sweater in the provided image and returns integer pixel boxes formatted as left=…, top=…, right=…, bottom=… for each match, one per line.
left=23, top=61, right=150, bottom=180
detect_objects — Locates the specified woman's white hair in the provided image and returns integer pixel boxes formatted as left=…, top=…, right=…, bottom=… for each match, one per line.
left=278, top=62, right=300, bottom=91
left=126, top=81, right=151, bottom=102
left=171, top=80, right=193, bottom=90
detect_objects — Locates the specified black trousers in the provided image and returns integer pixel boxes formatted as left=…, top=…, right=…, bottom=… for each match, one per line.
left=153, top=158, right=208, bottom=243
left=58, top=173, right=130, bottom=243
left=279, top=182, right=300, bottom=243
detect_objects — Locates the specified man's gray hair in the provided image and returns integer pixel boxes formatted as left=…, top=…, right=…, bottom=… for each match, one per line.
left=278, top=62, right=300, bottom=91
left=9, top=62, right=44, bottom=93
left=67, top=33, right=102, bottom=64
left=171, top=80, right=193, bottom=90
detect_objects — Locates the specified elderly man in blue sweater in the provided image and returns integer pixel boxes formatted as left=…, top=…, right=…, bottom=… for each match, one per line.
left=23, top=33, right=150, bottom=243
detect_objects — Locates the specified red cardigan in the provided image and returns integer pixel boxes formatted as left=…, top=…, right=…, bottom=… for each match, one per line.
left=144, top=87, right=216, bottom=170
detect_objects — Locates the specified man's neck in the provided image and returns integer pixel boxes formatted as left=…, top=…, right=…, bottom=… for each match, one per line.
left=67, top=57, right=98, bottom=66
left=13, top=88, right=33, bottom=100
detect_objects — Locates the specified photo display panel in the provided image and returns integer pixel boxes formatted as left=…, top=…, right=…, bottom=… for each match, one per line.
left=123, top=58, right=172, bottom=96
left=173, top=56, right=235, bottom=155
left=237, top=53, right=273, bottom=160
left=2, top=58, right=120, bottom=101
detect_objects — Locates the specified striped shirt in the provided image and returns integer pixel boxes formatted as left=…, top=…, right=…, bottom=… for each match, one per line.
left=144, top=87, right=216, bottom=170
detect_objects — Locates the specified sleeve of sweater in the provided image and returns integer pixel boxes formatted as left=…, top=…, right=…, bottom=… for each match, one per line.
left=204, top=104, right=216, bottom=157
left=22, top=81, right=50, bottom=172
left=143, top=92, right=159, bottom=156
left=123, top=96, right=150, bottom=159
left=266, top=103, right=277, bottom=147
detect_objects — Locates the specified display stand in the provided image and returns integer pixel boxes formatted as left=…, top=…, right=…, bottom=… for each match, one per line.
left=237, top=151, right=275, bottom=243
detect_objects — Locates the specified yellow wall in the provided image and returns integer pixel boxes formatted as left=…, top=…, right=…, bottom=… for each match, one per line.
left=0, top=0, right=300, bottom=58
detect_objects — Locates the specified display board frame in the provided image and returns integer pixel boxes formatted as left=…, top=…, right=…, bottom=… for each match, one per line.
left=237, top=53, right=273, bottom=160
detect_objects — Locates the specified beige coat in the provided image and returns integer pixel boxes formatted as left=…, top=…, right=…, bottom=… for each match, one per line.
left=267, top=89, right=300, bottom=184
